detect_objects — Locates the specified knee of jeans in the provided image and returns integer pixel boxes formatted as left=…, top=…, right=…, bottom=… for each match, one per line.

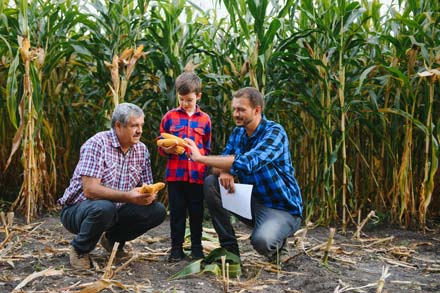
left=90, top=200, right=116, bottom=223
left=251, top=233, right=273, bottom=257
left=144, top=202, right=166, bottom=225
left=155, top=202, right=167, bottom=223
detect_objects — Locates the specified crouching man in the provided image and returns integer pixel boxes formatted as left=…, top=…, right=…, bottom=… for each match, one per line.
left=58, top=103, right=166, bottom=269
left=185, top=87, right=302, bottom=262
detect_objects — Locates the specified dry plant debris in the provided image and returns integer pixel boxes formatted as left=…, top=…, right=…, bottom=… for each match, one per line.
left=0, top=215, right=439, bottom=292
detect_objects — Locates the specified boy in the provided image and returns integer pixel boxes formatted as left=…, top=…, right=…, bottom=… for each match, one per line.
left=158, top=72, right=211, bottom=261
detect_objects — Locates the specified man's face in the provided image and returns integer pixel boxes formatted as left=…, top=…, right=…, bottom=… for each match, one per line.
left=178, top=92, right=201, bottom=113
left=115, top=115, right=144, bottom=149
left=231, top=97, right=259, bottom=128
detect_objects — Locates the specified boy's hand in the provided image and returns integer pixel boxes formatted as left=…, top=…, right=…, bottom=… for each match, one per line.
left=161, top=144, right=180, bottom=154
left=157, top=135, right=186, bottom=155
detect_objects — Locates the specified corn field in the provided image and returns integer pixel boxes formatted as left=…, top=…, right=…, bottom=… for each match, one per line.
left=0, top=0, right=439, bottom=228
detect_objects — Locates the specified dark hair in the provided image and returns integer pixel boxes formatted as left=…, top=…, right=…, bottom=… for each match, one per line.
left=111, top=103, right=144, bottom=128
left=175, top=72, right=202, bottom=95
left=233, top=87, right=264, bottom=110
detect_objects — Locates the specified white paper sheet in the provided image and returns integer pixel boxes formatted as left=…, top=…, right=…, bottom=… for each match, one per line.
left=219, top=180, right=253, bottom=219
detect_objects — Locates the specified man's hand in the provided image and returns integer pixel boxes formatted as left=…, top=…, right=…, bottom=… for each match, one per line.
left=130, top=188, right=157, bottom=205
left=182, top=139, right=235, bottom=171
left=219, top=172, right=235, bottom=193
left=184, top=138, right=202, bottom=161
left=82, top=176, right=157, bottom=205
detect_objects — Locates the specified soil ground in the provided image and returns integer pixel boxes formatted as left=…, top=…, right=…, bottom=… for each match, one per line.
left=0, top=213, right=439, bottom=292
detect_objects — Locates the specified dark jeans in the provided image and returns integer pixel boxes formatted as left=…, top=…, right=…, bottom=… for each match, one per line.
left=60, top=199, right=166, bottom=253
left=204, top=174, right=301, bottom=257
left=167, top=181, right=204, bottom=250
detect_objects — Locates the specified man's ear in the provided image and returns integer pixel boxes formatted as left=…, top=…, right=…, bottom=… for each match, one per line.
left=255, top=105, right=262, bottom=115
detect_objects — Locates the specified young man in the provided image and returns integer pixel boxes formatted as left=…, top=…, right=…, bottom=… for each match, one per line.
left=58, top=103, right=166, bottom=269
left=158, top=72, right=211, bottom=261
left=185, top=87, right=302, bottom=262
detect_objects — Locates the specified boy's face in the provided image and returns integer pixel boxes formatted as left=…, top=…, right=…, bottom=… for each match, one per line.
left=178, top=92, right=201, bottom=113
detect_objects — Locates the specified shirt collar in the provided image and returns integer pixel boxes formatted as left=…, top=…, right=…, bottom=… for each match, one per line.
left=110, top=128, right=138, bottom=154
left=110, top=128, right=121, bottom=148
left=177, top=104, right=201, bottom=114
left=248, top=115, right=267, bottom=139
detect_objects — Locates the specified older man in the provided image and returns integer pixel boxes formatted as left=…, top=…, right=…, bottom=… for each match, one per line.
left=185, top=87, right=302, bottom=262
left=58, top=103, right=166, bottom=269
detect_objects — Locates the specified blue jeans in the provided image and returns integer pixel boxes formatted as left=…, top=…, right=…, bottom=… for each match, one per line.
left=60, top=199, right=166, bottom=253
left=204, top=175, right=301, bottom=257
left=167, top=181, right=204, bottom=250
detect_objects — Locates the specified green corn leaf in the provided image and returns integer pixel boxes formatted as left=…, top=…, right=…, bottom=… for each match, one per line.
left=203, top=247, right=241, bottom=264
left=6, top=52, right=20, bottom=129
left=170, top=248, right=242, bottom=280
left=260, top=18, right=281, bottom=53
left=169, top=259, right=203, bottom=280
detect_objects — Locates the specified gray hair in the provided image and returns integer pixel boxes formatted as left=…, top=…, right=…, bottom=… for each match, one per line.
left=111, top=103, right=144, bottom=128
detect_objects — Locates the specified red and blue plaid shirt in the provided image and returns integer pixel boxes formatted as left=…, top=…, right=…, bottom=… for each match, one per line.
left=159, top=105, right=211, bottom=184
left=58, top=129, right=154, bottom=207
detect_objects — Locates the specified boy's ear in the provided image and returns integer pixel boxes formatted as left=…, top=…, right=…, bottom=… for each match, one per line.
left=196, top=92, right=202, bottom=100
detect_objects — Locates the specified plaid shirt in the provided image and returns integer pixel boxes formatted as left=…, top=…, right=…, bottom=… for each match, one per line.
left=159, top=105, right=211, bottom=184
left=58, top=129, right=153, bottom=207
left=223, top=116, right=303, bottom=216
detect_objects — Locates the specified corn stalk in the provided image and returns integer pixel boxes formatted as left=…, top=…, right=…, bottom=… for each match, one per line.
left=5, top=39, right=51, bottom=222
left=105, top=45, right=146, bottom=106
left=417, top=69, right=440, bottom=229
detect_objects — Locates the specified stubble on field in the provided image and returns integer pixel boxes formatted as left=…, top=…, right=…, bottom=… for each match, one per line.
left=0, top=214, right=439, bottom=292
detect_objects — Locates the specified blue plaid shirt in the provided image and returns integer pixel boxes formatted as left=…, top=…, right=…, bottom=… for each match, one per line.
left=222, top=116, right=302, bottom=216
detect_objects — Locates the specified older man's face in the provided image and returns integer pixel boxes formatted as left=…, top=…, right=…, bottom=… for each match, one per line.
left=115, top=115, right=144, bottom=150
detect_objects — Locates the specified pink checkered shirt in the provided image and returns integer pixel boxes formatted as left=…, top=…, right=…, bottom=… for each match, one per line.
left=58, top=129, right=153, bottom=207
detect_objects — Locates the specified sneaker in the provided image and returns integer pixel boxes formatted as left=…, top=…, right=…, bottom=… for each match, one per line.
left=100, top=233, right=130, bottom=258
left=191, top=246, right=205, bottom=260
left=69, top=246, right=91, bottom=269
left=168, top=247, right=186, bottom=262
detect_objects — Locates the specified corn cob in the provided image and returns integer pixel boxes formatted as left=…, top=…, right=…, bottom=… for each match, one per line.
left=157, top=133, right=187, bottom=154
left=156, top=138, right=180, bottom=147
left=160, top=133, right=186, bottom=146
left=139, top=182, right=166, bottom=194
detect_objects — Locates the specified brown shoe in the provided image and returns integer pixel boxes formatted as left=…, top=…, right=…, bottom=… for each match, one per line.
left=100, top=233, right=131, bottom=258
left=69, top=246, right=91, bottom=269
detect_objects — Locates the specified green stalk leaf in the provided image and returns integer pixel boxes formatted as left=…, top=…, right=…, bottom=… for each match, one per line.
left=6, top=52, right=20, bottom=129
